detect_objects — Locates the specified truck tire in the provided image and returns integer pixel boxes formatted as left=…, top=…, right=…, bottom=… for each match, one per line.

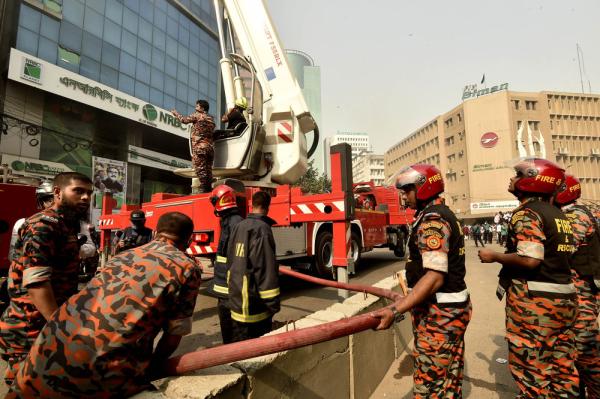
left=393, top=231, right=407, bottom=258
left=314, top=230, right=333, bottom=277
left=314, top=230, right=362, bottom=277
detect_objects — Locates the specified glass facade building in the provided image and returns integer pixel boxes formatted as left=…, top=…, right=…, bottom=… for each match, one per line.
left=16, top=0, right=220, bottom=115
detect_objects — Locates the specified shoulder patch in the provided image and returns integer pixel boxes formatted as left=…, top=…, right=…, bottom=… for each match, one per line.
left=511, top=210, right=526, bottom=224
left=422, top=212, right=442, bottom=221
left=425, top=236, right=442, bottom=250
left=40, top=215, right=59, bottom=224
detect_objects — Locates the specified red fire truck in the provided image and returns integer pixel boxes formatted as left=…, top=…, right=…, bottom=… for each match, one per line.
left=99, top=0, right=414, bottom=281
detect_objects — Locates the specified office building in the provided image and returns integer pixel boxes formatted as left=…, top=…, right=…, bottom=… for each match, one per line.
left=0, top=0, right=220, bottom=217
left=352, top=151, right=385, bottom=185
left=324, top=131, right=370, bottom=177
left=384, top=88, right=600, bottom=219
left=286, top=49, right=323, bottom=173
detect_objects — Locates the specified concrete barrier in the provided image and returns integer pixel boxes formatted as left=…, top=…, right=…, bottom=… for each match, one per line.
left=146, top=276, right=412, bottom=399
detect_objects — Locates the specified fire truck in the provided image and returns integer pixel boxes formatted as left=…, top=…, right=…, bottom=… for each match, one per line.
left=99, top=0, right=413, bottom=281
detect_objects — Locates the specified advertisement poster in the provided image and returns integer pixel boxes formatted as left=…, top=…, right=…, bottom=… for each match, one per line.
left=92, top=156, right=126, bottom=209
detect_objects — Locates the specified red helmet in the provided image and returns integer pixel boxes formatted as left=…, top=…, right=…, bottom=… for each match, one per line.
left=512, top=158, right=565, bottom=196
left=554, top=174, right=581, bottom=206
left=210, top=185, right=237, bottom=212
left=395, top=164, right=444, bottom=201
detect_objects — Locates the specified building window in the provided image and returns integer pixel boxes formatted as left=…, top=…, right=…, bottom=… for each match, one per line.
left=58, top=45, right=80, bottom=66
left=512, top=100, right=520, bottom=110
left=457, top=113, right=462, bottom=122
left=526, top=100, right=537, bottom=110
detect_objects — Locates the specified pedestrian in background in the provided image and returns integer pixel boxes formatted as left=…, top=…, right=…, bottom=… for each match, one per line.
left=479, top=158, right=579, bottom=398
left=472, top=223, right=485, bottom=247
left=172, top=100, right=216, bottom=193
left=376, top=164, right=471, bottom=398
left=114, top=210, right=153, bottom=255
left=8, top=212, right=201, bottom=398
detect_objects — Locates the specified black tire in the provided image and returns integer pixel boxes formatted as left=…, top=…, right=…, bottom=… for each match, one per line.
left=393, top=231, right=406, bottom=258
left=350, top=230, right=362, bottom=269
left=314, top=230, right=333, bottom=277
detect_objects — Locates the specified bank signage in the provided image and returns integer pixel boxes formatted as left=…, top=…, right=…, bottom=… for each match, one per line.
left=470, top=200, right=519, bottom=214
left=127, top=145, right=191, bottom=172
left=462, top=83, right=508, bottom=100
left=8, top=48, right=191, bottom=138
left=480, top=132, right=499, bottom=148
left=1, top=153, right=73, bottom=178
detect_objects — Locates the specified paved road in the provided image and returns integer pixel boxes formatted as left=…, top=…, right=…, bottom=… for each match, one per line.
left=371, top=241, right=520, bottom=398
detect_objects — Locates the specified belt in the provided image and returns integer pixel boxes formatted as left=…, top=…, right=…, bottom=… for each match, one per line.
left=435, top=289, right=469, bottom=304
left=526, top=280, right=576, bottom=299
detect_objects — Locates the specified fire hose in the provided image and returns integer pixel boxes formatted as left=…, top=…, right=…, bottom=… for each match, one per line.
left=163, top=267, right=407, bottom=376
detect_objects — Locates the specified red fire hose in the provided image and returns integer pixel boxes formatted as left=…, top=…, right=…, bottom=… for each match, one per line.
left=163, top=268, right=404, bottom=376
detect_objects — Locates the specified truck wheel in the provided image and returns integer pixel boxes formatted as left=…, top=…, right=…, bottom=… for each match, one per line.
left=350, top=231, right=361, bottom=269
left=314, top=230, right=333, bottom=277
left=393, top=231, right=406, bottom=258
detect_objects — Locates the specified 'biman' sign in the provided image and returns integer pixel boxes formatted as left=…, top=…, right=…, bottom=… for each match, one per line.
left=462, top=83, right=508, bottom=100
left=7, top=48, right=191, bottom=138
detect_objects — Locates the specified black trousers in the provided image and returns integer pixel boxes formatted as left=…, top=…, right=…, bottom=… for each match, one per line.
left=231, top=316, right=273, bottom=343
left=474, top=234, right=485, bottom=247
left=217, top=298, right=234, bottom=344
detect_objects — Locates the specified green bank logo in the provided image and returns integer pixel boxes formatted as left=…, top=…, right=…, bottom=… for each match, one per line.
left=21, top=58, right=42, bottom=84
left=142, top=104, right=158, bottom=121
left=11, top=160, right=25, bottom=171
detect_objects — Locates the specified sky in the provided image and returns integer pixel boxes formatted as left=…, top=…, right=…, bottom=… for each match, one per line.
left=265, top=0, right=600, bottom=154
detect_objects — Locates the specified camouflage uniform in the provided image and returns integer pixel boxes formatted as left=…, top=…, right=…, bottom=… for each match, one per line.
left=8, top=238, right=201, bottom=398
left=0, top=208, right=80, bottom=384
left=563, top=204, right=600, bottom=398
left=406, top=198, right=471, bottom=398
left=174, top=110, right=215, bottom=192
left=501, top=198, right=579, bottom=398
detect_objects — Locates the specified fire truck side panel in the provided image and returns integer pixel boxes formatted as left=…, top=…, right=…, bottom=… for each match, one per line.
left=0, top=183, right=38, bottom=273
left=272, top=225, right=307, bottom=259
left=354, top=210, right=388, bottom=250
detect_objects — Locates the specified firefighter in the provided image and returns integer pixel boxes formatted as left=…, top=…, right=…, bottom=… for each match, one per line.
left=221, top=97, right=248, bottom=130
left=478, top=158, right=579, bottom=398
left=375, top=164, right=471, bottom=398
left=0, top=172, right=93, bottom=385
left=228, top=191, right=279, bottom=342
left=8, top=212, right=201, bottom=398
left=209, top=184, right=244, bottom=344
left=553, top=174, right=600, bottom=398
left=114, top=210, right=153, bottom=255
left=172, top=100, right=216, bottom=193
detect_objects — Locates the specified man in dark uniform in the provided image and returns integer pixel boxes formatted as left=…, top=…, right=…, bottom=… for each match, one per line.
left=114, top=210, right=153, bottom=255
left=209, top=184, right=244, bottom=344
left=0, top=172, right=93, bottom=385
left=478, top=158, right=579, bottom=398
left=172, top=100, right=216, bottom=193
left=228, top=191, right=280, bottom=342
left=8, top=212, right=201, bottom=398
left=221, top=97, right=247, bottom=130
left=553, top=174, right=600, bottom=398
left=375, top=164, right=471, bottom=398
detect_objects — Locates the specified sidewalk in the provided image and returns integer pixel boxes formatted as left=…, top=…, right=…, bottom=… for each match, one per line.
left=370, top=242, right=519, bottom=398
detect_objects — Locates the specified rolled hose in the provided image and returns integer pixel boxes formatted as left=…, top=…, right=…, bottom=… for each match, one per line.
left=163, top=267, right=402, bottom=376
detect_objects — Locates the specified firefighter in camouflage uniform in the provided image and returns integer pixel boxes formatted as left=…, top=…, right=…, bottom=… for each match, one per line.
left=209, top=184, right=244, bottom=344
left=172, top=99, right=216, bottom=193
left=554, top=174, right=600, bottom=399
left=376, top=164, right=471, bottom=399
left=479, top=158, right=580, bottom=398
left=0, top=172, right=93, bottom=385
left=8, top=212, right=201, bottom=398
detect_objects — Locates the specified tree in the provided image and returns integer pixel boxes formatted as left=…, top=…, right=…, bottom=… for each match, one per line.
left=293, top=160, right=331, bottom=193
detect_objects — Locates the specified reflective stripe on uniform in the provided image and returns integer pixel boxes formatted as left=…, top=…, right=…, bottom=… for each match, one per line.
left=230, top=310, right=271, bottom=323
left=242, top=275, right=249, bottom=316
left=227, top=270, right=230, bottom=284
left=527, top=281, right=576, bottom=294
left=594, top=279, right=600, bottom=289
left=435, top=288, right=469, bottom=303
left=259, top=287, right=280, bottom=299
left=216, top=255, right=227, bottom=263
left=213, top=284, right=229, bottom=294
